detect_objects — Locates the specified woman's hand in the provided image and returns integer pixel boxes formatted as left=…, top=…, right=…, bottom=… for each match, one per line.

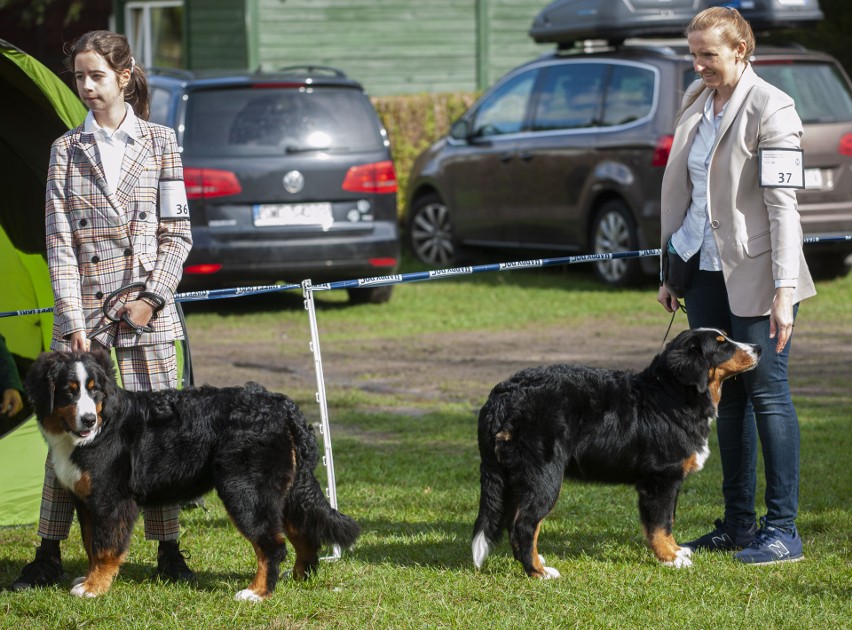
left=657, top=284, right=681, bottom=313
left=1, top=388, right=23, bottom=416
left=770, top=287, right=795, bottom=353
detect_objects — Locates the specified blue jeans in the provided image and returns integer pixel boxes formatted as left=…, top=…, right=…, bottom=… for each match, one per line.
left=684, top=268, right=800, bottom=531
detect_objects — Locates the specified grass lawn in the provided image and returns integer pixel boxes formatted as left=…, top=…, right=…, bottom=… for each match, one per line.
left=1, top=262, right=850, bottom=629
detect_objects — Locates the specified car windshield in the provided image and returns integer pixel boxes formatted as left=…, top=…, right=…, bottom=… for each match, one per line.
left=753, top=61, right=852, bottom=124
left=182, top=86, right=384, bottom=156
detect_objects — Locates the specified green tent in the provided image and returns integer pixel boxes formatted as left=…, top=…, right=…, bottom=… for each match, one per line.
left=0, top=39, right=192, bottom=526
left=0, top=38, right=86, bottom=527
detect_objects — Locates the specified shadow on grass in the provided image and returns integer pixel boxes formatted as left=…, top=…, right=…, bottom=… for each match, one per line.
left=348, top=516, right=658, bottom=571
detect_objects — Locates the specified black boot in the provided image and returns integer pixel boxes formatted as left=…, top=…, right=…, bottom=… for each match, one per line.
left=8, top=540, right=64, bottom=591
left=155, top=540, right=196, bottom=582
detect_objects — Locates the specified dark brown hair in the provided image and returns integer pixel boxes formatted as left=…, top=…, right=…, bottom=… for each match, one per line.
left=64, top=30, right=150, bottom=120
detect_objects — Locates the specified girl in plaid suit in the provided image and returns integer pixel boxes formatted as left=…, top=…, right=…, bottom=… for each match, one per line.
left=10, top=31, right=195, bottom=590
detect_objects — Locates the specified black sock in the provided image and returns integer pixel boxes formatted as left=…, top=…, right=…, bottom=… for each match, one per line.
left=158, top=540, right=179, bottom=553
left=38, top=538, right=61, bottom=562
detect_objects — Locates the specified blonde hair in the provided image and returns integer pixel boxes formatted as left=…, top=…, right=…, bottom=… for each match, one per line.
left=676, top=7, right=756, bottom=120
left=64, top=30, right=150, bottom=121
left=686, top=6, right=755, bottom=60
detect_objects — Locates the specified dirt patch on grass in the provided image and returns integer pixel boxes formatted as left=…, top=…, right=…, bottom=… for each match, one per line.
left=183, top=302, right=850, bottom=409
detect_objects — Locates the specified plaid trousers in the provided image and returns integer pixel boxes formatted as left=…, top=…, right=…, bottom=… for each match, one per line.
left=38, top=343, right=181, bottom=541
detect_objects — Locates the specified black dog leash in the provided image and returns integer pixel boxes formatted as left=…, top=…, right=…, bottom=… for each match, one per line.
left=87, top=282, right=157, bottom=339
left=660, top=301, right=686, bottom=351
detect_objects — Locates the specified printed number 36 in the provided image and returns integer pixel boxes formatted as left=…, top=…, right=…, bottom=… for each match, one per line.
left=175, top=204, right=188, bottom=215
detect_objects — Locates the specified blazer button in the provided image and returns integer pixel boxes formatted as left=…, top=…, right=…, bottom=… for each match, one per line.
left=124, top=248, right=133, bottom=256
left=91, top=255, right=100, bottom=263
left=139, top=212, right=147, bottom=220
left=710, top=220, right=720, bottom=229
left=79, top=219, right=88, bottom=227
left=95, top=291, right=104, bottom=299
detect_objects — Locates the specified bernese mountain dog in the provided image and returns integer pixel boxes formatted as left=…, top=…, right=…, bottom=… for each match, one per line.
left=472, top=328, right=761, bottom=577
left=24, top=349, right=360, bottom=601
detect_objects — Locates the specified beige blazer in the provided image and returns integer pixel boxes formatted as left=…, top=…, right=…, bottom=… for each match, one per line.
left=45, top=119, right=193, bottom=348
left=661, top=64, right=816, bottom=317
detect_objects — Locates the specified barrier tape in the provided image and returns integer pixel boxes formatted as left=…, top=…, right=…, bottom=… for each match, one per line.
left=2, top=234, right=850, bottom=318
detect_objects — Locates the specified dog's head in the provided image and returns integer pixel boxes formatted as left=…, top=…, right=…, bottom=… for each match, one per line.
left=25, top=349, right=118, bottom=446
left=658, top=328, right=761, bottom=404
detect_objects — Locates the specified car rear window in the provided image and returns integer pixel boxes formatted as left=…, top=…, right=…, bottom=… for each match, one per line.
left=754, top=61, right=852, bottom=124
left=182, top=86, right=385, bottom=156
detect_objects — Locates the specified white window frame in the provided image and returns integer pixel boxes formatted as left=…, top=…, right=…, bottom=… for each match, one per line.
left=125, top=0, right=183, bottom=69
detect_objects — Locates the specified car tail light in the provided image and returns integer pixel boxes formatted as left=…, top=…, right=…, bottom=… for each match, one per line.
left=342, top=161, right=398, bottom=194
left=369, top=257, right=398, bottom=268
left=184, top=168, right=243, bottom=199
left=184, top=263, right=223, bottom=275
left=652, top=135, right=674, bottom=167
left=839, top=133, right=852, bottom=157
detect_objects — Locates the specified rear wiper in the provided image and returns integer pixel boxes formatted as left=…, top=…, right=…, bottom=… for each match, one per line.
left=284, top=145, right=331, bottom=154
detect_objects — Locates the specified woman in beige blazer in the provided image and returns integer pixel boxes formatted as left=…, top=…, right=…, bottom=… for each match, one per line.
left=657, top=8, right=815, bottom=565
left=10, top=31, right=195, bottom=591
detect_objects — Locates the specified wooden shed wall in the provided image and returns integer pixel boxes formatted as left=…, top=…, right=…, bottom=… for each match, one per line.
left=252, top=0, right=550, bottom=95
left=185, top=0, right=248, bottom=70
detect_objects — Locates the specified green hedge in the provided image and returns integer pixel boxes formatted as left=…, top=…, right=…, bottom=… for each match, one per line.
left=372, top=92, right=478, bottom=219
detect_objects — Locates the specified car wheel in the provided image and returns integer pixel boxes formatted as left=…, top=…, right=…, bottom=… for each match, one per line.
left=590, top=200, right=642, bottom=286
left=807, top=251, right=851, bottom=280
left=407, top=193, right=455, bottom=266
left=347, top=285, right=393, bottom=305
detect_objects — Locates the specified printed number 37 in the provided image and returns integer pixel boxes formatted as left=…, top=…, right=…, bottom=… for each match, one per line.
left=777, top=172, right=792, bottom=184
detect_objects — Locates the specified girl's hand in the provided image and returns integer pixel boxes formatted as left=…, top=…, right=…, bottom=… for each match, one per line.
left=770, top=287, right=795, bottom=353
left=70, top=331, right=90, bottom=352
left=118, top=300, right=155, bottom=329
left=657, top=284, right=681, bottom=313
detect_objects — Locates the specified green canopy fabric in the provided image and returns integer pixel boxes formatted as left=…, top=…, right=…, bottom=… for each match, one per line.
left=0, top=39, right=86, bottom=527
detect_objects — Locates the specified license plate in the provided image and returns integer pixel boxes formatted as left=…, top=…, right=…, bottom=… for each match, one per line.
left=804, top=168, right=824, bottom=190
left=253, top=203, right=333, bottom=227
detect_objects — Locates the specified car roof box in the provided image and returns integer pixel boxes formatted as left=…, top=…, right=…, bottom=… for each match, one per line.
left=724, top=0, right=823, bottom=31
left=530, top=0, right=824, bottom=48
left=529, top=0, right=703, bottom=46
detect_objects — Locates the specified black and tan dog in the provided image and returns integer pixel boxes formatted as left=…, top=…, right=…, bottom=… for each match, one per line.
left=472, top=328, right=760, bottom=577
left=25, top=349, right=359, bottom=601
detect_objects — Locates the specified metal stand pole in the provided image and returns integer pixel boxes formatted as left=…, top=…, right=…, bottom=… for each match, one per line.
left=302, top=279, right=341, bottom=561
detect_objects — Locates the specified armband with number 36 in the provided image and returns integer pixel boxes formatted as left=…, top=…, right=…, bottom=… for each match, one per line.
left=158, top=180, right=190, bottom=219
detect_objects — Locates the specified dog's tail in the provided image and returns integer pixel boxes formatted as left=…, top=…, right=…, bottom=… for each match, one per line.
left=285, top=414, right=361, bottom=551
left=472, top=386, right=515, bottom=569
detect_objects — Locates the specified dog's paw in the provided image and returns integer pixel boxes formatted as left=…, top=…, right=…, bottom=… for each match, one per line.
left=70, top=582, right=98, bottom=598
left=542, top=566, right=561, bottom=579
left=662, top=548, right=694, bottom=568
left=71, top=576, right=86, bottom=587
left=234, top=589, right=263, bottom=603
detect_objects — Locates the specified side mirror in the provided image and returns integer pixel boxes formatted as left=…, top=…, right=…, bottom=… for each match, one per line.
left=450, top=119, right=470, bottom=141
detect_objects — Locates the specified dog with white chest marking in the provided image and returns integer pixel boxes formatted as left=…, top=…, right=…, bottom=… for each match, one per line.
left=472, top=328, right=760, bottom=577
left=25, top=349, right=360, bottom=601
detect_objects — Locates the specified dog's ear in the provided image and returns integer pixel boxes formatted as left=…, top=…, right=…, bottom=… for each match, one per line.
left=89, top=347, right=117, bottom=382
left=24, top=352, right=66, bottom=417
left=662, top=333, right=710, bottom=393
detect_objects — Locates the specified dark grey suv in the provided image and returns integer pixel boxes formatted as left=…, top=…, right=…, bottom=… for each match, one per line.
left=405, top=42, right=852, bottom=285
left=149, top=67, right=400, bottom=303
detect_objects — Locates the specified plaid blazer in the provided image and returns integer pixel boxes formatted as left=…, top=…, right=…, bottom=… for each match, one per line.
left=45, top=118, right=193, bottom=348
